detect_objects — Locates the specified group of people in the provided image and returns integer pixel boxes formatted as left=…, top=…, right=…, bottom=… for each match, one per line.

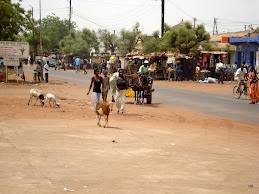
left=87, top=60, right=150, bottom=114
left=235, top=63, right=259, bottom=104
left=87, top=69, right=128, bottom=114
left=35, top=58, right=50, bottom=83
left=100, top=58, right=121, bottom=75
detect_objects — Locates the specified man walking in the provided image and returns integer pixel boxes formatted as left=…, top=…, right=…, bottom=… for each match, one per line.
left=106, top=59, right=111, bottom=75
left=216, top=61, right=224, bottom=84
left=36, top=61, right=41, bottom=81
left=44, top=61, right=49, bottom=83
left=75, top=56, right=81, bottom=73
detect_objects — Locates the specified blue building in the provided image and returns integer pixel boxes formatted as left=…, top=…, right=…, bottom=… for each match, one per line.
left=229, top=32, right=259, bottom=68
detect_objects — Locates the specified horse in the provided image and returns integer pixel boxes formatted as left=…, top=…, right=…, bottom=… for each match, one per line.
left=131, top=73, right=149, bottom=105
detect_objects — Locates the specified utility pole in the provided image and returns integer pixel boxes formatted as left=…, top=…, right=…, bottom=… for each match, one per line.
left=213, top=18, right=215, bottom=35
left=69, top=0, right=72, bottom=30
left=213, top=18, right=218, bottom=35
left=193, top=17, right=197, bottom=29
left=161, top=0, right=165, bottom=37
left=39, top=0, right=43, bottom=80
left=31, top=6, right=35, bottom=63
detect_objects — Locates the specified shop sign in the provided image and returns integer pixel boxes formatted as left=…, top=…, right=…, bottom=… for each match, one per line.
left=0, top=41, right=29, bottom=58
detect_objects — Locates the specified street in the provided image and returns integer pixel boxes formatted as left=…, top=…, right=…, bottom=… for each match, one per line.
left=28, top=66, right=259, bottom=124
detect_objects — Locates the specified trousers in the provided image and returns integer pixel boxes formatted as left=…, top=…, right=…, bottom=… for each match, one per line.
left=45, top=73, right=48, bottom=83
left=116, top=90, right=126, bottom=112
left=93, top=92, right=101, bottom=112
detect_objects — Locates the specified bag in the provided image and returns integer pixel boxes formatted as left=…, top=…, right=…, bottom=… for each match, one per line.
left=125, top=88, right=134, bottom=98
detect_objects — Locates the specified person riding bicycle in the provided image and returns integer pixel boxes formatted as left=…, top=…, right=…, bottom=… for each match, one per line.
left=236, top=64, right=248, bottom=91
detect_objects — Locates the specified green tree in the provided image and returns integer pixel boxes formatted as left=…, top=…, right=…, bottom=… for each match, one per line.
left=42, top=15, right=76, bottom=51
left=142, top=30, right=160, bottom=54
left=118, top=22, right=141, bottom=55
left=0, top=0, right=32, bottom=40
left=60, top=28, right=99, bottom=57
left=159, top=22, right=210, bottom=54
left=98, top=29, right=117, bottom=55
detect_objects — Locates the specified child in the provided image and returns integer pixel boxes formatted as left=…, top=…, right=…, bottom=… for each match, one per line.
left=102, top=71, right=110, bottom=101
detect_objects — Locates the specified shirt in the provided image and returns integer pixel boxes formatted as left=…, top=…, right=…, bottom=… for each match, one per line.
left=235, top=68, right=247, bottom=81
left=75, top=58, right=81, bottom=66
left=42, top=57, right=47, bottom=64
left=216, top=63, right=224, bottom=70
left=106, top=60, right=111, bottom=68
left=139, top=65, right=149, bottom=73
left=44, top=63, right=49, bottom=74
left=176, top=65, right=182, bottom=72
left=196, top=66, right=200, bottom=74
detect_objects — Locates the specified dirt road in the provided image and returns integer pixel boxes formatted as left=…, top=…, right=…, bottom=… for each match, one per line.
left=0, top=79, right=258, bottom=193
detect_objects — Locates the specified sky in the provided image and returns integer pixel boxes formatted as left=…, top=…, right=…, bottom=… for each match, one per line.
left=13, top=0, right=259, bottom=36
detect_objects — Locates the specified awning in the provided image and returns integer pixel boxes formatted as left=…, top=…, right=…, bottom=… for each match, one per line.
left=201, top=51, right=228, bottom=54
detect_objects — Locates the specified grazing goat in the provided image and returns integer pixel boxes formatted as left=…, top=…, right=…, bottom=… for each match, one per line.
left=45, top=93, right=60, bottom=108
left=96, top=102, right=114, bottom=128
left=28, top=89, right=44, bottom=106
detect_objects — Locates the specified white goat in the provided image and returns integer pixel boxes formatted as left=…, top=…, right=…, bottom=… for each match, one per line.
left=28, top=89, right=45, bottom=106
left=45, top=93, right=60, bottom=108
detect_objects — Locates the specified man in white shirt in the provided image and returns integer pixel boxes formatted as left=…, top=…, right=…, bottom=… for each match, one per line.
left=44, top=61, right=49, bottom=83
left=235, top=64, right=247, bottom=90
left=216, top=62, right=224, bottom=84
left=106, top=59, right=111, bottom=75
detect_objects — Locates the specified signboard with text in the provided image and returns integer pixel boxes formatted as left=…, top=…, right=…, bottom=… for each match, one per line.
left=0, top=41, right=29, bottom=58
left=4, top=57, right=19, bottom=66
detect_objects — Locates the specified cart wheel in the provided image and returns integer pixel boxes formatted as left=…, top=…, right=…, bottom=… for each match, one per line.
left=147, top=93, right=152, bottom=104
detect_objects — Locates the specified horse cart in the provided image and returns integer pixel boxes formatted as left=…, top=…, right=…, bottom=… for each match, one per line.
left=125, top=71, right=154, bottom=105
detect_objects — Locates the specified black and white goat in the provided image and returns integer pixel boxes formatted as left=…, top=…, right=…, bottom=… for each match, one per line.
left=28, top=89, right=45, bottom=106
left=45, top=93, right=60, bottom=108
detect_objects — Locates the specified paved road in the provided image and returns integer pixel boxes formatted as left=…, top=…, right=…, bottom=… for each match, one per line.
left=26, top=66, right=259, bottom=124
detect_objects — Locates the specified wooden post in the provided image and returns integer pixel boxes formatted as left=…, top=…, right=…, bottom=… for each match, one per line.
left=5, top=64, right=8, bottom=83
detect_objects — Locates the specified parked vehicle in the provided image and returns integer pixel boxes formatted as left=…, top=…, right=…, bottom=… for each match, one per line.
left=47, top=58, right=57, bottom=68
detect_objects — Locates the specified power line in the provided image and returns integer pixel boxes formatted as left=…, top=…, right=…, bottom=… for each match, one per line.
left=73, top=11, right=113, bottom=30
left=167, top=0, right=193, bottom=19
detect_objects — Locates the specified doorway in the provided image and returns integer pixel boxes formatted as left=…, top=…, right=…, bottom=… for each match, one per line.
left=250, top=51, right=254, bottom=66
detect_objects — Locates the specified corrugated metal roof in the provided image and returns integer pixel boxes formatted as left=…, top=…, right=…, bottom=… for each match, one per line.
left=210, top=31, right=255, bottom=42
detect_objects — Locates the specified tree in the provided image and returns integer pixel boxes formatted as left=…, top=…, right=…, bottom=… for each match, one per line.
left=59, top=28, right=99, bottom=57
left=118, top=22, right=141, bottom=55
left=142, top=30, right=160, bottom=54
left=164, top=23, right=171, bottom=33
left=0, top=0, right=32, bottom=40
left=98, top=29, right=117, bottom=55
left=159, top=22, right=210, bottom=54
left=42, top=15, right=75, bottom=51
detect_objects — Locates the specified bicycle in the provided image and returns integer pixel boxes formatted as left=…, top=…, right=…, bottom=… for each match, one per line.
left=233, top=80, right=248, bottom=99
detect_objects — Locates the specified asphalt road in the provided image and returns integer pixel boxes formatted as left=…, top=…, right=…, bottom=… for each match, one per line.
left=26, top=66, right=259, bottom=124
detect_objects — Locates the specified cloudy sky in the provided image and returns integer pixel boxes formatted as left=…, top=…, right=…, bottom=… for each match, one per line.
left=14, top=0, right=259, bottom=36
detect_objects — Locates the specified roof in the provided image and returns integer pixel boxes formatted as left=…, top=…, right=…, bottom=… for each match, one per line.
left=210, top=31, right=255, bottom=42
left=201, top=51, right=228, bottom=54
left=218, top=43, right=236, bottom=52
left=171, top=19, right=185, bottom=30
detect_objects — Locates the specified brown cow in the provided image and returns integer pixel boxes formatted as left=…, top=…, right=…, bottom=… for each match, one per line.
left=96, top=102, right=114, bottom=128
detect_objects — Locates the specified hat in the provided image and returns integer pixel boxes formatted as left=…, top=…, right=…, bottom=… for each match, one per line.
left=144, top=60, right=149, bottom=64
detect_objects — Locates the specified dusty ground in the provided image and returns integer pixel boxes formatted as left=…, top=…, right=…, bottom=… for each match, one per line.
left=0, top=75, right=258, bottom=194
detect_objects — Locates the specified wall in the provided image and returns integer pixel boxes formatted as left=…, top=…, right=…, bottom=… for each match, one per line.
left=234, top=44, right=259, bottom=68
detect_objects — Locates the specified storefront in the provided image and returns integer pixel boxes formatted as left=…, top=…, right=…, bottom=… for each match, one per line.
left=229, top=33, right=259, bottom=68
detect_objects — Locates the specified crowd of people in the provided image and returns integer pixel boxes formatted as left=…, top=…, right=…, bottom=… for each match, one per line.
left=87, top=69, right=128, bottom=114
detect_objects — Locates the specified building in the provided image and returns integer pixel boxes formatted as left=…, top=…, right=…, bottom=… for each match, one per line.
left=229, top=32, right=259, bottom=68
left=209, top=31, right=255, bottom=65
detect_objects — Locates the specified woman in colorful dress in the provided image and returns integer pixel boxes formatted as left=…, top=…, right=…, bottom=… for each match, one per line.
left=248, top=66, right=259, bottom=104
